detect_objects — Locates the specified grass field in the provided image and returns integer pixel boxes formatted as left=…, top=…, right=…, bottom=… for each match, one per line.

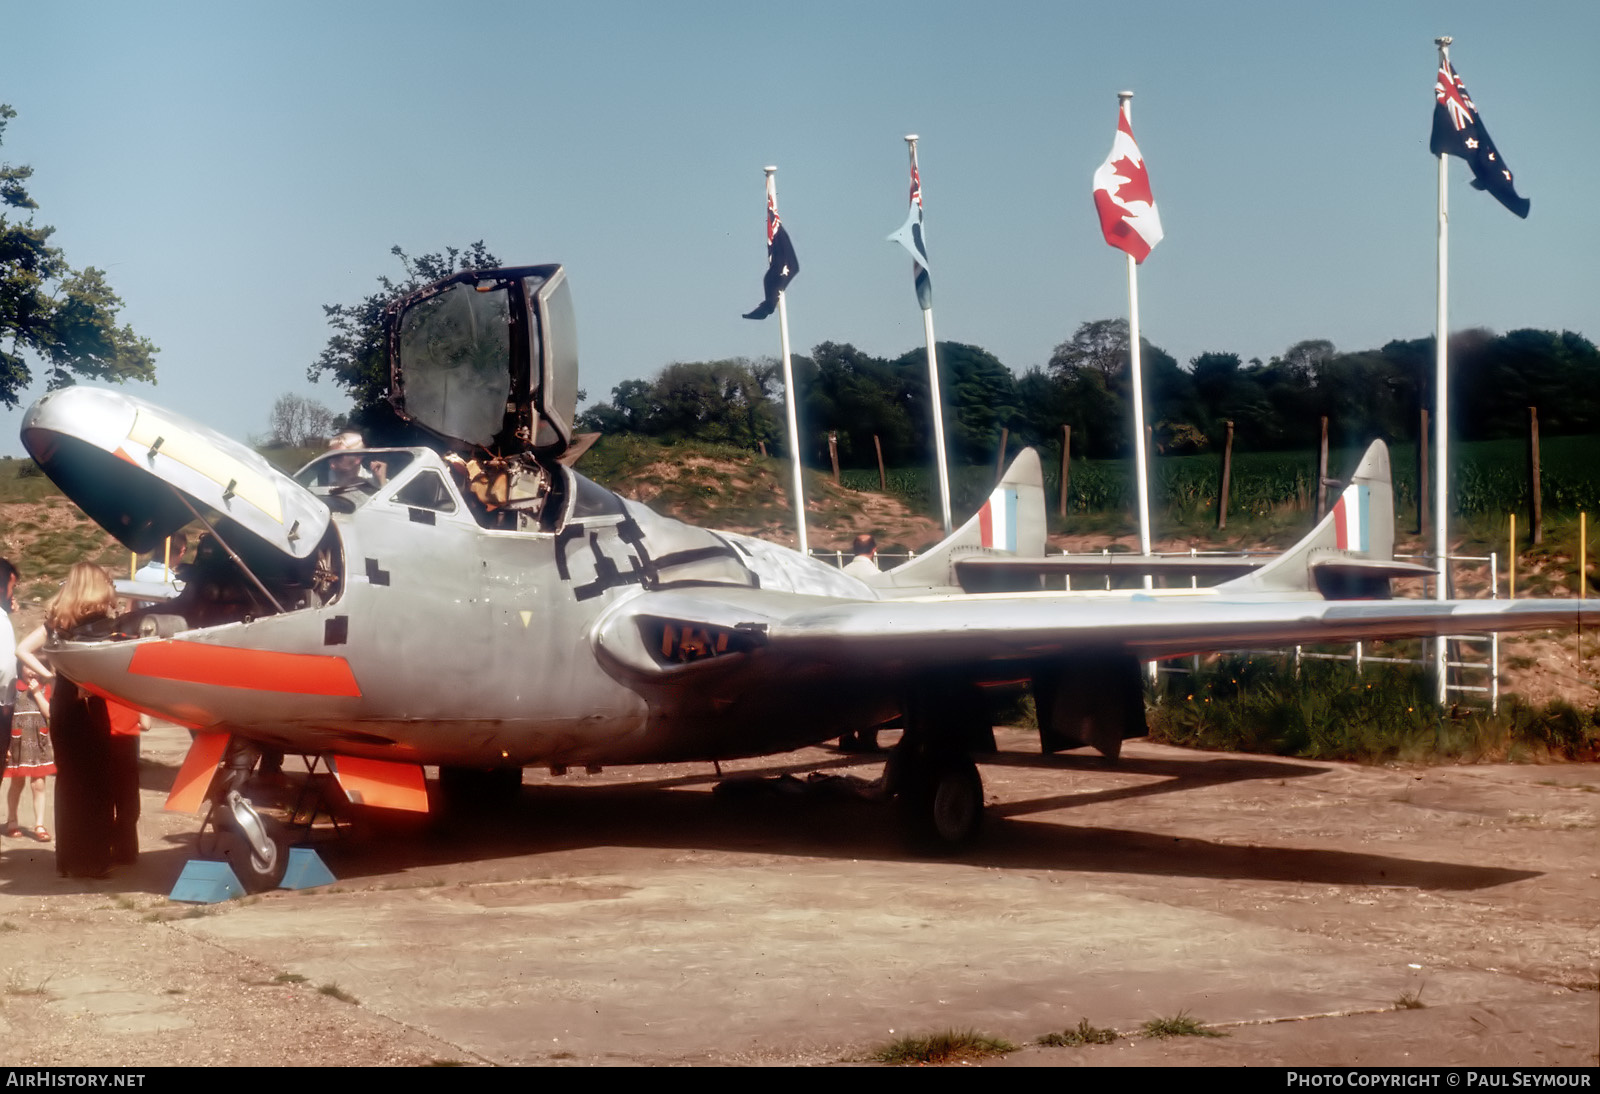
left=1149, top=655, right=1600, bottom=763
left=839, top=434, right=1600, bottom=539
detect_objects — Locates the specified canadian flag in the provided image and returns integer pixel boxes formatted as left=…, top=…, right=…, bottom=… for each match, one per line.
left=1092, top=102, right=1164, bottom=263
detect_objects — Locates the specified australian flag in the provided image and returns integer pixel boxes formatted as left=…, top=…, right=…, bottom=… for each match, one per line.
left=1431, top=56, right=1530, bottom=219
left=744, top=193, right=798, bottom=320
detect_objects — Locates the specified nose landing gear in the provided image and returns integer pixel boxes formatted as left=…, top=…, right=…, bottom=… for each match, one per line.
left=199, top=743, right=290, bottom=893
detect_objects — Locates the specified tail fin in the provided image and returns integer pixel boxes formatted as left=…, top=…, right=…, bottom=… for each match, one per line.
left=1220, top=440, right=1425, bottom=596
left=871, top=448, right=1046, bottom=594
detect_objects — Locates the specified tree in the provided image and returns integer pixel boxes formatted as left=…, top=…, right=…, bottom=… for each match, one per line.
left=1042, top=320, right=1198, bottom=458
left=920, top=342, right=1019, bottom=465
left=266, top=393, right=337, bottom=447
left=801, top=342, right=915, bottom=467
left=577, top=358, right=782, bottom=450
left=0, top=105, right=156, bottom=408
left=1048, top=319, right=1128, bottom=383
left=1275, top=338, right=1335, bottom=383
left=309, top=242, right=502, bottom=439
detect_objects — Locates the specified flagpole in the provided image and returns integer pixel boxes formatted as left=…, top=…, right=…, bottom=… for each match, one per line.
left=905, top=135, right=954, bottom=534
left=765, top=166, right=809, bottom=554
left=923, top=312, right=953, bottom=535
left=1125, top=260, right=1154, bottom=563
left=1117, top=93, right=1154, bottom=565
left=1433, top=37, right=1452, bottom=705
left=1116, top=91, right=1158, bottom=685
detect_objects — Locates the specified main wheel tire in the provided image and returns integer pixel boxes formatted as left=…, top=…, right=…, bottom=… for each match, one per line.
left=214, top=815, right=289, bottom=893
left=895, top=753, right=984, bottom=851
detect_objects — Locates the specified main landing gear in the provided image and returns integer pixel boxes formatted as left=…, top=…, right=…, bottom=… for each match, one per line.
left=884, top=684, right=994, bottom=851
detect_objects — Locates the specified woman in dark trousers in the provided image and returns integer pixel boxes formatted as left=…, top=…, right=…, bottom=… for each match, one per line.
left=17, top=563, right=121, bottom=879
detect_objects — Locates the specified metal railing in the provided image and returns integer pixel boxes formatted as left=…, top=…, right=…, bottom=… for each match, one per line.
left=811, top=545, right=1506, bottom=713
left=1220, top=551, right=1500, bottom=712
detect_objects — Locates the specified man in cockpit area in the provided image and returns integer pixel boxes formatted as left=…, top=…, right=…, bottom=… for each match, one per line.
left=326, top=431, right=386, bottom=489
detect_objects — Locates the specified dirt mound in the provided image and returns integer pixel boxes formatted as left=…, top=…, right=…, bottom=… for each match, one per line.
left=0, top=497, right=126, bottom=633
left=600, top=451, right=944, bottom=553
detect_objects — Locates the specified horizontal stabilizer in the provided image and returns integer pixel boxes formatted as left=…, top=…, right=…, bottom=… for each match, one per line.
left=956, top=554, right=1265, bottom=583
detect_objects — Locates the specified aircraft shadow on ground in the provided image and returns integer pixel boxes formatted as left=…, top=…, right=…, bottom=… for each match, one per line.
left=0, top=746, right=1535, bottom=899
left=271, top=748, right=1535, bottom=896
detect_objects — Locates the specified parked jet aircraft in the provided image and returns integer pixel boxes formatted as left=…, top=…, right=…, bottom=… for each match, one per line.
left=20, top=264, right=1596, bottom=890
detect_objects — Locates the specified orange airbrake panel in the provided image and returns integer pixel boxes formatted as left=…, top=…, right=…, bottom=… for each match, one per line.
left=329, top=755, right=429, bottom=812
left=165, top=732, right=230, bottom=814
left=129, top=641, right=361, bottom=697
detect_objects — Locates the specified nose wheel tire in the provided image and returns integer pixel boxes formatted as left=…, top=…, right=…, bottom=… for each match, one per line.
left=214, top=820, right=288, bottom=893
left=206, top=790, right=289, bottom=893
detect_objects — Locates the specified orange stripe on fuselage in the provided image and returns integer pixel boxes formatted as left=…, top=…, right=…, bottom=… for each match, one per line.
left=129, top=641, right=362, bottom=697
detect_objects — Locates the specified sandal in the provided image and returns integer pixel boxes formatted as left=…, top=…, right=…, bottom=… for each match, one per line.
left=33, top=825, right=50, bottom=843
left=3, top=826, right=22, bottom=839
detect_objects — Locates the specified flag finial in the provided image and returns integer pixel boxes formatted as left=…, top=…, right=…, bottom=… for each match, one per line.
left=763, top=165, right=777, bottom=175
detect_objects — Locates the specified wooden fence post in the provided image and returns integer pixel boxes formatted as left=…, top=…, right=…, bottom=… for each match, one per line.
left=873, top=434, right=886, bottom=492
left=827, top=431, right=840, bottom=484
left=1417, top=408, right=1429, bottom=536
left=1509, top=514, right=1516, bottom=599
left=1528, top=406, right=1542, bottom=546
left=1218, top=420, right=1234, bottom=530
left=994, top=427, right=1009, bottom=483
left=1316, top=416, right=1329, bottom=520
left=1059, top=425, right=1071, bottom=519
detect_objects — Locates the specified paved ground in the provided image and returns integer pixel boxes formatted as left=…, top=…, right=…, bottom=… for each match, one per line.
left=0, top=725, right=1594, bottom=1067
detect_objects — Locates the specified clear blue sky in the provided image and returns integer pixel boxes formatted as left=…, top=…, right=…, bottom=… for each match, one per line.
left=2, top=0, right=1594, bottom=455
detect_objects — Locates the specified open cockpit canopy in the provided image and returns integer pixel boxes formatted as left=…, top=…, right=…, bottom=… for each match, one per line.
left=20, top=386, right=331, bottom=560
left=388, top=264, right=578, bottom=459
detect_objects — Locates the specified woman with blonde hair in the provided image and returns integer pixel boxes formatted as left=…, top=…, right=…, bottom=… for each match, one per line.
left=17, top=562, right=122, bottom=878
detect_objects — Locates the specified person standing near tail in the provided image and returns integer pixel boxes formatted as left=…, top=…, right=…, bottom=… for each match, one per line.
left=843, top=533, right=880, bottom=579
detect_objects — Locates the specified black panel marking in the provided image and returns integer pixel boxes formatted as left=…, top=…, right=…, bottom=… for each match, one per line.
left=574, top=531, right=646, bottom=601
left=365, top=558, right=390, bottom=586
left=554, top=523, right=586, bottom=580
left=651, top=545, right=743, bottom=569
left=408, top=507, right=436, bottom=525
left=324, top=616, right=349, bottom=645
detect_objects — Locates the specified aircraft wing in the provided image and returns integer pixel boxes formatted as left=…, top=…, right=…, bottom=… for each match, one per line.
left=596, top=587, right=1595, bottom=679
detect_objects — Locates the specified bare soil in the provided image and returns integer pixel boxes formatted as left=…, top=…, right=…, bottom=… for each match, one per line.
left=0, top=726, right=1594, bottom=1067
